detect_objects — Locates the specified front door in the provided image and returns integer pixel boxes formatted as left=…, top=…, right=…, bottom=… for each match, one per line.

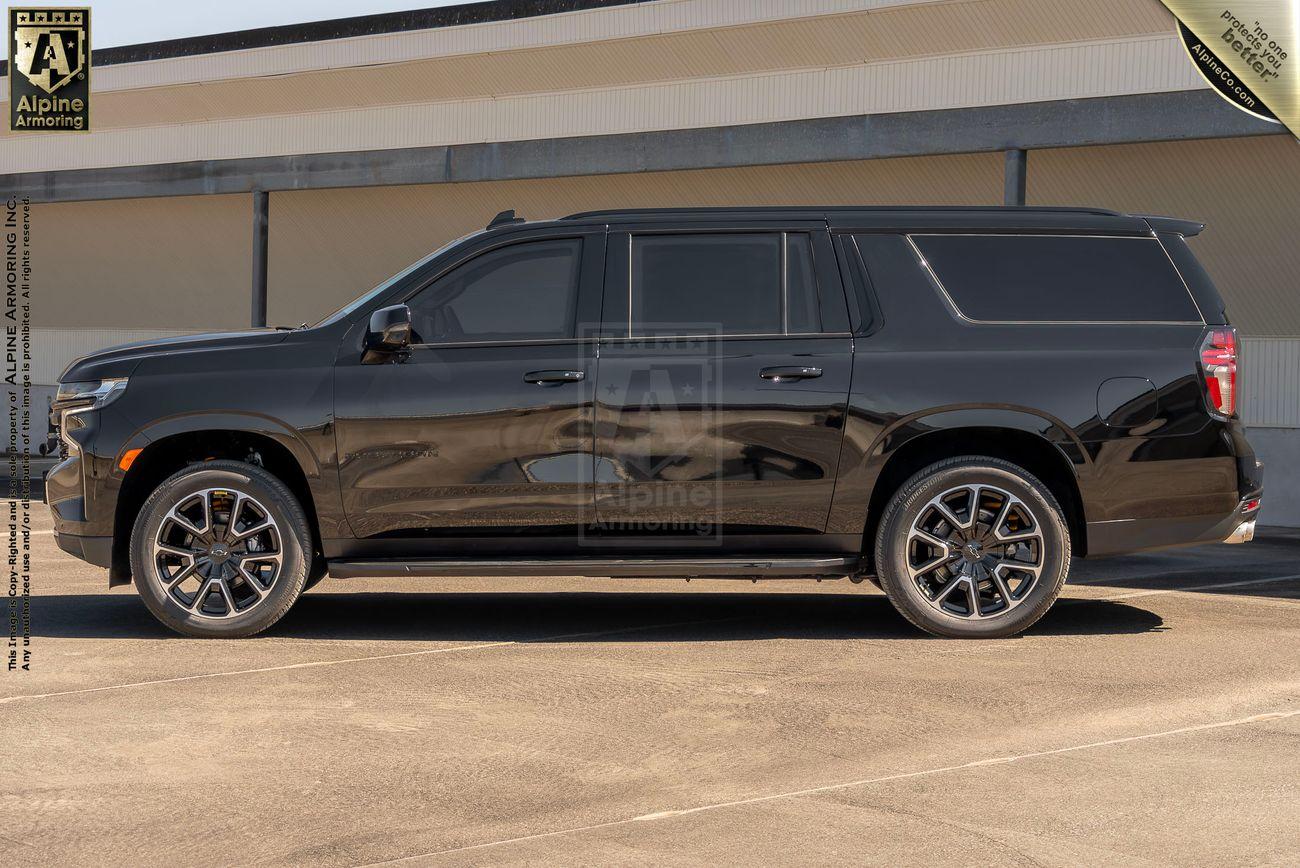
left=592, top=225, right=854, bottom=540
left=334, top=229, right=604, bottom=544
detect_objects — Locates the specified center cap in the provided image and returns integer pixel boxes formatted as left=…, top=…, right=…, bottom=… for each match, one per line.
left=209, top=544, right=231, bottom=563
left=963, top=541, right=982, bottom=560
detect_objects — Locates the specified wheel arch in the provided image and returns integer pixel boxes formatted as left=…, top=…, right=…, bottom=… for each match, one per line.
left=860, top=422, right=1087, bottom=571
left=110, top=416, right=322, bottom=585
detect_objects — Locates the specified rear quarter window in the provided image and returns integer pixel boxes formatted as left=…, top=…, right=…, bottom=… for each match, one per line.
left=911, top=235, right=1202, bottom=323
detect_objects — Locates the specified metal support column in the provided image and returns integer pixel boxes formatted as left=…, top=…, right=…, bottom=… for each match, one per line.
left=1003, top=148, right=1027, bottom=206
left=251, top=189, right=269, bottom=327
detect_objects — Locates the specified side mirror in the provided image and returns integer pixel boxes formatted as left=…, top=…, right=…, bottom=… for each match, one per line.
left=366, top=304, right=412, bottom=352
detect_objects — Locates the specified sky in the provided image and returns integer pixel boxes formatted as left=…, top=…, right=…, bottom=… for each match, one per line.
left=30, top=1, right=467, bottom=48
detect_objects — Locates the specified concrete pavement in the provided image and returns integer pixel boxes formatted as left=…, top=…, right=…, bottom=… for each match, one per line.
left=3, top=504, right=1298, bottom=866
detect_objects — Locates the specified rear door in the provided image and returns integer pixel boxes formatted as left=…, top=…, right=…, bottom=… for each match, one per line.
left=592, top=221, right=853, bottom=538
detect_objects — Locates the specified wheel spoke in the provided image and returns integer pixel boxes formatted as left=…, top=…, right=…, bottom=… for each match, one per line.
left=153, top=487, right=284, bottom=621
left=228, top=517, right=273, bottom=544
left=963, top=576, right=983, bottom=617
left=933, top=500, right=969, bottom=534
left=990, top=570, right=1015, bottom=608
left=994, top=559, right=1042, bottom=578
left=216, top=492, right=244, bottom=543
left=214, top=577, right=237, bottom=616
left=934, top=575, right=967, bottom=604
left=989, top=496, right=1014, bottom=540
left=236, top=563, right=267, bottom=597
left=190, top=576, right=217, bottom=612
left=163, top=559, right=202, bottom=589
left=907, top=481, right=1049, bottom=621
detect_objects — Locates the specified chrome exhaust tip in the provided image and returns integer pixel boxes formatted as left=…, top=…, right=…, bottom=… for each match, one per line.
left=1223, top=519, right=1256, bottom=544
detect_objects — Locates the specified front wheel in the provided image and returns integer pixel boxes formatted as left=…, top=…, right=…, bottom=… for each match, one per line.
left=874, top=456, right=1070, bottom=639
left=129, top=461, right=312, bottom=638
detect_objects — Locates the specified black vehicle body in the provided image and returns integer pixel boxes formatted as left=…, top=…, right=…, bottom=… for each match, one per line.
left=48, top=206, right=1262, bottom=612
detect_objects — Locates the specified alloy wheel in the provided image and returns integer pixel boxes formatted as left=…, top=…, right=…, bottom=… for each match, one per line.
left=152, top=488, right=284, bottom=620
left=905, top=483, right=1044, bottom=620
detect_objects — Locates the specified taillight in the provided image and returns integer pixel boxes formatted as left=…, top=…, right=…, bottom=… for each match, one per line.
left=1199, top=327, right=1237, bottom=417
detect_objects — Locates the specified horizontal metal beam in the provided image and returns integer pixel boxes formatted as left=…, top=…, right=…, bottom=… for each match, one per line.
left=2, top=90, right=1281, bottom=204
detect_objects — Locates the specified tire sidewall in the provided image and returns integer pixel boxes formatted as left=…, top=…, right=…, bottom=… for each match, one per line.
left=876, top=460, right=1069, bottom=639
left=130, top=463, right=309, bottom=638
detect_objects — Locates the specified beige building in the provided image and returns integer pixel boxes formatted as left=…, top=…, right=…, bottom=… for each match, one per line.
left=3, top=0, right=1298, bottom=522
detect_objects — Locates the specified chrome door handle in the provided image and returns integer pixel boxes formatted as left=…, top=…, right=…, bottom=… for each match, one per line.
left=524, top=369, right=585, bottom=385
left=759, top=366, right=822, bottom=382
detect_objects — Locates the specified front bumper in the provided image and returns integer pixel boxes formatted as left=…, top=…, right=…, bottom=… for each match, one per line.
left=54, top=530, right=113, bottom=568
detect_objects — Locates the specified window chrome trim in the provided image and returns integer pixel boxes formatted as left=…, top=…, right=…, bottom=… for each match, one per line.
left=405, top=335, right=595, bottom=348
left=904, top=233, right=1206, bottom=327
left=626, top=230, right=833, bottom=339
left=601, top=332, right=852, bottom=343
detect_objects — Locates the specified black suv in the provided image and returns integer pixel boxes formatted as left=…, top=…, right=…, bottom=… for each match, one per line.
left=48, top=207, right=1263, bottom=639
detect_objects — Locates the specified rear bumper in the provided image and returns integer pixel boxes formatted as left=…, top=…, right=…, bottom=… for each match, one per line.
left=1085, top=439, right=1263, bottom=557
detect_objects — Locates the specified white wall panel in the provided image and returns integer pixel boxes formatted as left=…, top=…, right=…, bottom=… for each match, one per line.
left=1242, top=338, right=1300, bottom=428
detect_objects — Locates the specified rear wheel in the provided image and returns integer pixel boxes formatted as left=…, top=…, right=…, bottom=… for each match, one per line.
left=874, top=456, right=1070, bottom=638
left=129, top=460, right=311, bottom=638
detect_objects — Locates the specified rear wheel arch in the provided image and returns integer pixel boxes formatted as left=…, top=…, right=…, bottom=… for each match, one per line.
left=861, top=426, right=1086, bottom=571
left=112, top=429, right=321, bottom=584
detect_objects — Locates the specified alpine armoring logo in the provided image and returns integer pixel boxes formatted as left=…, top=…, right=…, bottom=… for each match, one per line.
left=8, top=7, right=91, bottom=132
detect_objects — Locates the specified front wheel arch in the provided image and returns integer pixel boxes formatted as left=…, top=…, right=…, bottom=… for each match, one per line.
left=112, top=429, right=321, bottom=585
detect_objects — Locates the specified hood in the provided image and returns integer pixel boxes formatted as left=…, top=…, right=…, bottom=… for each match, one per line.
left=59, top=329, right=291, bottom=383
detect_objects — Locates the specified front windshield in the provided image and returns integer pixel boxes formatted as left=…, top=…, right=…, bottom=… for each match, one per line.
left=312, top=229, right=486, bottom=327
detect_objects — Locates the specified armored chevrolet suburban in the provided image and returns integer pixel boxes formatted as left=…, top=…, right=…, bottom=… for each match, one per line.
left=47, top=206, right=1263, bottom=639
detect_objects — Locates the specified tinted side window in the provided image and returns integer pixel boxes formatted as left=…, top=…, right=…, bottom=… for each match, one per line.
left=629, top=233, right=826, bottom=336
left=912, top=235, right=1201, bottom=323
left=408, top=238, right=581, bottom=343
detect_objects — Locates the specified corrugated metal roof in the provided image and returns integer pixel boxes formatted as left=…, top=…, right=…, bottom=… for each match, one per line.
left=0, top=34, right=1202, bottom=173
left=0, top=0, right=1176, bottom=131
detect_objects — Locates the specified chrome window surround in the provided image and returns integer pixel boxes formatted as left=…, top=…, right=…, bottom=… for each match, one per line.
left=626, top=230, right=824, bottom=339
left=905, top=233, right=1206, bottom=327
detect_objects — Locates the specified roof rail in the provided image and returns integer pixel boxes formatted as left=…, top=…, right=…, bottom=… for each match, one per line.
left=561, top=205, right=1125, bottom=221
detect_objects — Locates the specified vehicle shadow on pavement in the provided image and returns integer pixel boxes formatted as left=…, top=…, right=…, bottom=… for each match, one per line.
left=27, top=591, right=1163, bottom=641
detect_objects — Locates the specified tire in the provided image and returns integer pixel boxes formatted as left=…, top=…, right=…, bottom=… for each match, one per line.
left=129, top=460, right=311, bottom=638
left=874, top=456, right=1070, bottom=639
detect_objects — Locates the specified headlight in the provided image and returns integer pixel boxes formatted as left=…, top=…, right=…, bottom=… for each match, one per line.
left=55, top=377, right=129, bottom=410
left=54, top=378, right=128, bottom=457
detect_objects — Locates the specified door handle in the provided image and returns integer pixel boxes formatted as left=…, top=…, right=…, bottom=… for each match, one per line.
left=524, top=369, right=585, bottom=385
left=759, top=366, right=822, bottom=382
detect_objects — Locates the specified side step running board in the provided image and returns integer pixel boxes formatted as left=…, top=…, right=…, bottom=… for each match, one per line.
left=327, top=556, right=859, bottom=580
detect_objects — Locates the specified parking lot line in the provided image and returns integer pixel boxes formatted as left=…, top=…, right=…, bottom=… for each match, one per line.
left=1101, top=573, right=1300, bottom=601
left=0, top=615, right=744, bottom=705
left=371, top=707, right=1300, bottom=863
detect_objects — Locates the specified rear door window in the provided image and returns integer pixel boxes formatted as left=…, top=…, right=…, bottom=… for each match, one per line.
left=911, top=235, right=1201, bottom=323
left=628, top=232, right=826, bottom=337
